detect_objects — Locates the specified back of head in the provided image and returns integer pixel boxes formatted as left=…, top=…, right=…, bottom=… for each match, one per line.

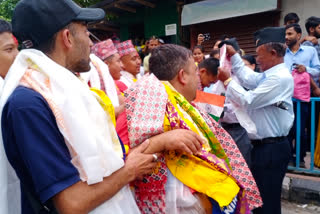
left=285, top=23, right=302, bottom=34
left=0, top=19, right=12, bottom=34
left=305, top=16, right=320, bottom=34
left=242, top=55, right=256, bottom=65
left=284, top=12, right=300, bottom=25
left=199, top=57, right=219, bottom=76
left=149, top=44, right=192, bottom=80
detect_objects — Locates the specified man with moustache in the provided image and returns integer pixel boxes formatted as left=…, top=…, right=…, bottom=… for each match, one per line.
left=1, top=0, right=157, bottom=213
left=284, top=23, right=320, bottom=167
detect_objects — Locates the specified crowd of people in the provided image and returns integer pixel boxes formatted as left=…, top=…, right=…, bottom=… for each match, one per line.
left=0, top=0, right=319, bottom=214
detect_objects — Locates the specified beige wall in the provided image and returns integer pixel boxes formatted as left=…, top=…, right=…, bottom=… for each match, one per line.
left=280, top=0, right=320, bottom=37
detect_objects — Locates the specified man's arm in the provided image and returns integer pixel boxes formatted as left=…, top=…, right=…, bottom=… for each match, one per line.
left=218, top=67, right=282, bottom=110
left=53, top=141, right=156, bottom=214
left=226, top=45, right=264, bottom=90
left=307, top=48, right=320, bottom=78
left=143, top=129, right=204, bottom=155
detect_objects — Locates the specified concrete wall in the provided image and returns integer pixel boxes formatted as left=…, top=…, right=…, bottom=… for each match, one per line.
left=280, top=0, right=320, bottom=37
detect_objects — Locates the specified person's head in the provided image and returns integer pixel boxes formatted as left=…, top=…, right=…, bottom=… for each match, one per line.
left=256, top=43, right=286, bottom=71
left=0, top=19, right=19, bottom=79
left=150, top=44, right=198, bottom=102
left=213, top=40, right=221, bottom=50
left=242, top=55, right=257, bottom=71
left=305, top=16, right=320, bottom=38
left=116, top=40, right=141, bottom=76
left=91, top=39, right=122, bottom=80
left=213, top=34, right=230, bottom=50
left=192, top=45, right=205, bottom=64
left=285, top=23, right=302, bottom=48
left=104, top=53, right=122, bottom=80
left=209, top=49, right=220, bottom=59
left=147, top=36, right=160, bottom=51
left=198, top=57, right=219, bottom=88
left=12, top=0, right=105, bottom=74
left=254, top=27, right=286, bottom=71
left=284, top=13, right=300, bottom=26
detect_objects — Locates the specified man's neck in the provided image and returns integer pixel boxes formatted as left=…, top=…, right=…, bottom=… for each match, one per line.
left=289, top=43, right=300, bottom=53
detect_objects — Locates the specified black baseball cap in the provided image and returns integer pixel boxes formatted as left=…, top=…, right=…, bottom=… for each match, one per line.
left=254, top=27, right=285, bottom=47
left=12, top=0, right=105, bottom=48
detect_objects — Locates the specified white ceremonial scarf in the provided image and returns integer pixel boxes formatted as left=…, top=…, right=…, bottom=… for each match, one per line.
left=0, top=49, right=140, bottom=214
left=0, top=76, right=21, bottom=214
left=81, top=54, right=119, bottom=107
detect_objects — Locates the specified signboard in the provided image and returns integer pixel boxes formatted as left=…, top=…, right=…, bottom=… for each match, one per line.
left=165, top=24, right=177, bottom=36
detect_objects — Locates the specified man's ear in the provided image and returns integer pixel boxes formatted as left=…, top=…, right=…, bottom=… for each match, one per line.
left=199, top=67, right=207, bottom=75
left=61, top=29, right=73, bottom=49
left=271, top=48, right=278, bottom=57
left=177, top=68, right=187, bottom=85
left=297, top=33, right=302, bottom=40
left=310, top=27, right=315, bottom=34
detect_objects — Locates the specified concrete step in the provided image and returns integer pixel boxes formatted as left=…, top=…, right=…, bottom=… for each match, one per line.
left=282, top=173, right=320, bottom=206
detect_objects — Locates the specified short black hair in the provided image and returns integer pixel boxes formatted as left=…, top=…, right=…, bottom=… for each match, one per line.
left=199, top=57, right=219, bottom=76
left=35, top=22, right=75, bottom=54
left=0, top=19, right=12, bottom=34
left=284, top=13, right=300, bottom=24
left=150, top=44, right=192, bottom=81
left=209, top=49, right=220, bottom=58
left=305, top=16, right=320, bottom=34
left=264, top=42, right=286, bottom=57
left=285, top=23, right=302, bottom=34
left=242, top=55, right=257, bottom=66
left=219, top=34, right=230, bottom=41
left=192, top=45, right=204, bottom=53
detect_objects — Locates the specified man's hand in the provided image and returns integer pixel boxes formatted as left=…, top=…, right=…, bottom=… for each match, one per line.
left=124, top=140, right=158, bottom=182
left=225, top=45, right=237, bottom=57
left=218, top=67, right=231, bottom=82
left=197, top=34, right=205, bottom=45
left=302, top=35, right=318, bottom=45
left=114, top=104, right=125, bottom=118
left=162, top=129, right=204, bottom=155
left=296, top=64, right=307, bottom=73
left=313, top=88, right=320, bottom=97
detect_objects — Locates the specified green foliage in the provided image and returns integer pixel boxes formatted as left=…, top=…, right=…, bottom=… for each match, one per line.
left=0, top=0, right=19, bottom=21
left=73, top=0, right=102, bottom=7
left=0, top=0, right=105, bottom=21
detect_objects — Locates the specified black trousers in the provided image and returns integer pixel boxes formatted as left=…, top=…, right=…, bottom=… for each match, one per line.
left=251, top=137, right=291, bottom=214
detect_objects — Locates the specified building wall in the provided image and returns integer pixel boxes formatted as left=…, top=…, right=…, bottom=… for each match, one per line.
left=115, top=0, right=179, bottom=43
left=280, top=0, right=320, bottom=36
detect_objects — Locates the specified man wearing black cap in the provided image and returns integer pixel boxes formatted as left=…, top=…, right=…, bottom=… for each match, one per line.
left=0, top=0, right=157, bottom=213
left=218, top=27, right=294, bottom=214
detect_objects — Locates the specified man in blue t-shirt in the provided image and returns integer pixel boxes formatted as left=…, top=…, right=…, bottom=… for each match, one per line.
left=2, top=1, right=159, bottom=213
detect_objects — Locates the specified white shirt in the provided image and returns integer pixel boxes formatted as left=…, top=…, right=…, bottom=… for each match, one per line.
left=226, top=54, right=294, bottom=139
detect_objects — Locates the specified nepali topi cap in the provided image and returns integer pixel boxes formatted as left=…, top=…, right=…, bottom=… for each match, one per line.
left=91, top=39, right=118, bottom=61
left=254, top=27, right=286, bottom=47
left=115, top=40, right=137, bottom=58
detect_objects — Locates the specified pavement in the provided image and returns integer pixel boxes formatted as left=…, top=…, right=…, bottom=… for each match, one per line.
left=282, top=172, right=320, bottom=206
left=282, top=200, right=320, bottom=214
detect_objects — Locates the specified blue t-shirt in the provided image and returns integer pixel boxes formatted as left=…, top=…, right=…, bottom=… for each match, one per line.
left=1, top=86, right=80, bottom=214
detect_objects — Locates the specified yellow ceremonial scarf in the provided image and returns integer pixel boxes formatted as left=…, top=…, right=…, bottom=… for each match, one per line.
left=162, top=82, right=239, bottom=208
